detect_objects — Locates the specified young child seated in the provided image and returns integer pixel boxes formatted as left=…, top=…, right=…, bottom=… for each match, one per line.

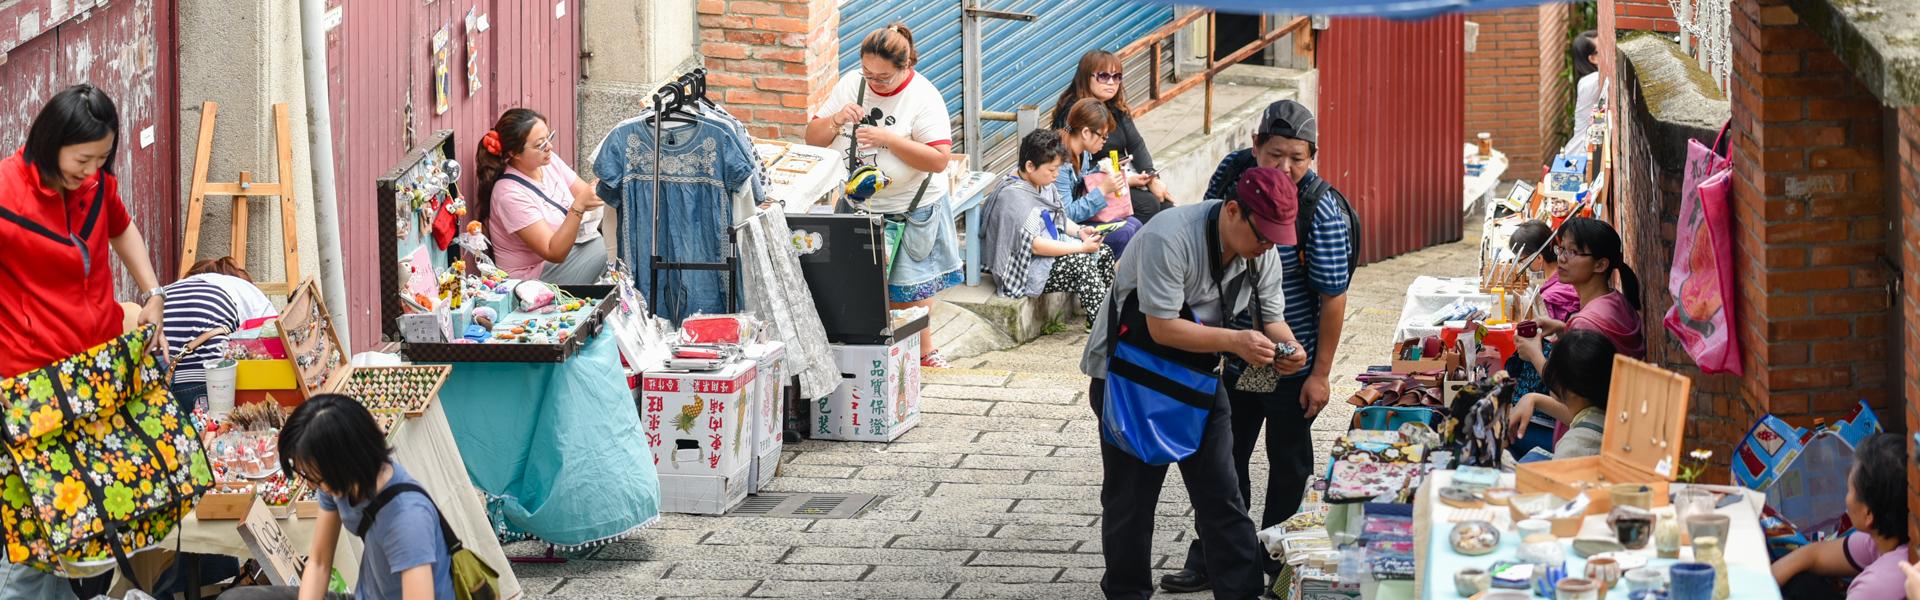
left=1506, top=330, right=1616, bottom=460
left=1773, top=432, right=1909, bottom=599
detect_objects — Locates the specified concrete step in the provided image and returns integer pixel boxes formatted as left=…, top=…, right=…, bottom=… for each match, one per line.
left=929, top=282, right=1079, bottom=359
left=1135, top=64, right=1317, bottom=205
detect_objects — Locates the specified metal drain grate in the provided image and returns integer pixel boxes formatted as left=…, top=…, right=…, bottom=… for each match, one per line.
left=726, top=493, right=880, bottom=519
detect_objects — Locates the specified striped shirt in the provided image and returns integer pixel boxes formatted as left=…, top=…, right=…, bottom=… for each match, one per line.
left=1209, top=152, right=1353, bottom=379
left=162, top=279, right=241, bottom=385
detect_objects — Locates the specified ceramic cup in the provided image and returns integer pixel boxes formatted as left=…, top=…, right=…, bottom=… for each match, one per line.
left=1626, top=567, right=1668, bottom=594
left=1673, top=488, right=1716, bottom=525
left=1557, top=577, right=1600, bottom=600
left=1610, top=509, right=1655, bottom=550
left=1517, top=518, right=1553, bottom=539
left=1669, top=562, right=1715, bottom=600
left=1455, top=567, right=1491, bottom=598
left=1686, top=514, right=1732, bottom=547
left=1585, top=557, right=1623, bottom=596
left=1609, top=484, right=1653, bottom=510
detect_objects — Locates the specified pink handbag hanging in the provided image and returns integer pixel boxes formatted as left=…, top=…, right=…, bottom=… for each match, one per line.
left=1665, top=121, right=1743, bottom=374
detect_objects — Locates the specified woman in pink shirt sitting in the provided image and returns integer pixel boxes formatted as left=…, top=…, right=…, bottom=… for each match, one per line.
left=1774, top=433, right=1908, bottom=599
left=1509, top=220, right=1581, bottom=322
left=473, top=108, right=609, bottom=284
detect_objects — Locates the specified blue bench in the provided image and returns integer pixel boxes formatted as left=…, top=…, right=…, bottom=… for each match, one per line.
left=952, top=186, right=990, bottom=287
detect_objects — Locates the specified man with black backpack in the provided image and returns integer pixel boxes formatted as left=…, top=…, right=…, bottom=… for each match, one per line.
left=1163, top=100, right=1360, bottom=595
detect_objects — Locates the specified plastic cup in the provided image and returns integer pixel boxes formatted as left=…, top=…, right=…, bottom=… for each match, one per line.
left=205, top=359, right=238, bottom=416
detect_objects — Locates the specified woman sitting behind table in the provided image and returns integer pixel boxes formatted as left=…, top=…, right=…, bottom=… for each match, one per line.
left=982, top=129, right=1117, bottom=329
left=474, top=108, right=610, bottom=285
left=224, top=395, right=457, bottom=600
left=162, top=256, right=277, bottom=415
left=1051, top=50, right=1173, bottom=223
left=1509, top=219, right=1581, bottom=322
left=1516, top=217, right=1645, bottom=377
left=1053, top=98, right=1143, bottom=256
left=1772, top=432, right=1909, bottom=600
left=1506, top=330, right=1615, bottom=460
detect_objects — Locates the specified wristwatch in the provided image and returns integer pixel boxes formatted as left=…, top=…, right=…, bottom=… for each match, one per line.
left=144, top=287, right=167, bottom=303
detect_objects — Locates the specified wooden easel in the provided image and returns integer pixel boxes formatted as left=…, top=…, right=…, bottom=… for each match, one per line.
left=179, top=101, right=301, bottom=296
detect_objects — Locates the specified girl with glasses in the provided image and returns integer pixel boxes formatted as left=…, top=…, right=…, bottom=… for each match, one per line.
left=1052, top=99, right=1143, bottom=256
left=1515, top=217, right=1646, bottom=383
left=1052, top=50, right=1176, bottom=223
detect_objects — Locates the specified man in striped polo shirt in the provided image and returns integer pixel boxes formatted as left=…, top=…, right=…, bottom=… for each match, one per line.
left=1165, top=100, right=1356, bottom=594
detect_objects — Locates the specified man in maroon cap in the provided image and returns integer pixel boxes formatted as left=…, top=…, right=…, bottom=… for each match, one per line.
left=1079, top=167, right=1307, bottom=600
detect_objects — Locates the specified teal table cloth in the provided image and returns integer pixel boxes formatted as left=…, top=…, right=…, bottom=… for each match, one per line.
left=432, top=332, right=660, bottom=549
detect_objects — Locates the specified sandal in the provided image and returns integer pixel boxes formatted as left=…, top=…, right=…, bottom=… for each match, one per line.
left=921, top=350, right=952, bottom=369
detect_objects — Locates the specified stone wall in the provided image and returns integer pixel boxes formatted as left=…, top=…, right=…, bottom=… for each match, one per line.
left=1728, top=0, right=1898, bottom=427
left=1612, top=33, right=1747, bottom=473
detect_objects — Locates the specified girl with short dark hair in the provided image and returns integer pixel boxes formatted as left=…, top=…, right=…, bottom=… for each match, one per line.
left=982, top=129, right=1117, bottom=328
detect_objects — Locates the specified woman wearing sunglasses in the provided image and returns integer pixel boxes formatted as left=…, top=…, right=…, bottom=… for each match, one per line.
left=474, top=107, right=609, bottom=285
left=1052, top=50, right=1174, bottom=223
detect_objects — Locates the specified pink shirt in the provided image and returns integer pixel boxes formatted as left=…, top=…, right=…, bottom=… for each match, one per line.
left=1843, top=531, right=1909, bottom=600
left=488, top=155, right=597, bottom=281
left=1540, top=273, right=1582, bottom=322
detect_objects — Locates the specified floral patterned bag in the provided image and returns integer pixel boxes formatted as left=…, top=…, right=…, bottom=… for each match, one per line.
left=0, top=326, right=212, bottom=577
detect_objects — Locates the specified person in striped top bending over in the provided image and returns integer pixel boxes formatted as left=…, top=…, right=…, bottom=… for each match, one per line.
left=163, top=256, right=276, bottom=415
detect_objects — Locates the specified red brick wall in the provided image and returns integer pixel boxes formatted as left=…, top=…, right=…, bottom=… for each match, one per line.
left=1465, top=4, right=1574, bottom=169
left=1902, top=105, right=1920, bottom=571
left=1537, top=3, right=1574, bottom=162
left=1617, top=0, right=1681, bottom=33
left=1727, top=0, right=1897, bottom=429
left=696, top=0, right=839, bottom=140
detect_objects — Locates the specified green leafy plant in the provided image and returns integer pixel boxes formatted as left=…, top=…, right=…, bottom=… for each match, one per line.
left=1042, top=319, right=1068, bottom=336
left=1678, top=448, right=1713, bottom=484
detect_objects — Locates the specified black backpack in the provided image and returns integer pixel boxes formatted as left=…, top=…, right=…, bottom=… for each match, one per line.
left=1296, top=175, right=1362, bottom=277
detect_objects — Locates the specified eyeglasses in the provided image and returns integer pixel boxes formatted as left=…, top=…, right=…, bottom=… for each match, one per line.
left=862, top=70, right=900, bottom=86
left=532, top=131, right=558, bottom=153
left=1246, top=214, right=1275, bottom=246
left=1556, top=245, right=1592, bottom=259
left=1093, top=71, right=1123, bottom=84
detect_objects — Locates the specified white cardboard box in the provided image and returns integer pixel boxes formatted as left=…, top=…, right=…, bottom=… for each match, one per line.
left=659, top=463, right=751, bottom=515
left=811, top=336, right=921, bottom=442
left=640, top=360, right=757, bottom=476
left=744, top=343, right=787, bottom=457
left=745, top=342, right=786, bottom=494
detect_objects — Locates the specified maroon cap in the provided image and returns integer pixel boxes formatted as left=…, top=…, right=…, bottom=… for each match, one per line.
left=1235, top=167, right=1299, bottom=246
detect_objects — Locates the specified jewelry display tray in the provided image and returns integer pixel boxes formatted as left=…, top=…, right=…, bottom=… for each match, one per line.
left=1514, top=355, right=1692, bottom=516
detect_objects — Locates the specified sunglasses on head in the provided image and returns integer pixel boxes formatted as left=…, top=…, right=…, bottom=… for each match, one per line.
left=1093, top=71, right=1123, bottom=84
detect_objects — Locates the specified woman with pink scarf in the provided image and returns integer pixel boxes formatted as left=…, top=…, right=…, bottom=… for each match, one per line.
left=1516, top=217, right=1646, bottom=372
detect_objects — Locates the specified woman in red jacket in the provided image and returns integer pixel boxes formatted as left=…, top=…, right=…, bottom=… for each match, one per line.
left=0, top=84, right=167, bottom=597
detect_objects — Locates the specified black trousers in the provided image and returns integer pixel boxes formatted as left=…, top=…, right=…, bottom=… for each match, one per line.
left=1089, top=379, right=1265, bottom=600
left=1182, top=373, right=1316, bottom=577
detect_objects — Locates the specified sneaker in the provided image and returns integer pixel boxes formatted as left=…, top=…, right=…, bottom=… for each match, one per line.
left=921, top=350, right=953, bottom=369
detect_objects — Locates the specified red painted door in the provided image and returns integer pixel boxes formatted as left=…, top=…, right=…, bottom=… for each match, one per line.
left=325, top=0, right=580, bottom=349
left=0, top=0, right=179, bottom=292
left=1317, top=15, right=1465, bottom=265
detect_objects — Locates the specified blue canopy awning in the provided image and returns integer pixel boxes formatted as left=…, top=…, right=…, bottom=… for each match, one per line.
left=1122, top=0, right=1578, bottom=19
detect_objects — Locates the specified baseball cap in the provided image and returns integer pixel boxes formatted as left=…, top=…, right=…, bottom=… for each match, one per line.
left=1235, top=167, right=1299, bottom=247
left=1257, top=100, right=1318, bottom=145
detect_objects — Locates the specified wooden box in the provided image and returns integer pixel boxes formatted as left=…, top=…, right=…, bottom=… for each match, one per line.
left=196, top=483, right=258, bottom=520
left=278, top=280, right=351, bottom=398
left=1515, top=356, right=1691, bottom=516
left=1390, top=339, right=1444, bottom=374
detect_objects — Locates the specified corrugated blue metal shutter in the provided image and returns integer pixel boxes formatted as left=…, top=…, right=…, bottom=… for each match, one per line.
left=840, top=1, right=1172, bottom=171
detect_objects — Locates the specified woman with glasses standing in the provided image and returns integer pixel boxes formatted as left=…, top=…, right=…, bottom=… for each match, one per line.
left=804, top=23, right=963, bottom=368
left=474, top=108, right=609, bottom=285
left=1053, top=50, right=1174, bottom=223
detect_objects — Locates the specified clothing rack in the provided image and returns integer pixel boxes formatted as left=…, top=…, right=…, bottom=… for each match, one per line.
left=647, top=67, right=742, bottom=317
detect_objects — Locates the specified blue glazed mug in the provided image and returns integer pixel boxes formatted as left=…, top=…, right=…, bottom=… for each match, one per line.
left=1669, top=562, right=1715, bottom=600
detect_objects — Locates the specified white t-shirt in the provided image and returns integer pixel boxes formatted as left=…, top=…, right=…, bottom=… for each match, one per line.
left=813, top=70, right=953, bottom=214
left=185, top=273, right=277, bottom=322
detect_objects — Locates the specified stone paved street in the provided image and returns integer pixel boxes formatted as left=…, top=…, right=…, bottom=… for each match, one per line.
left=513, top=239, right=1480, bottom=599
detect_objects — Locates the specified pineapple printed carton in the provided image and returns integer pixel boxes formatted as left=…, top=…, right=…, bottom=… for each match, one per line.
left=639, top=360, right=757, bottom=477
left=812, top=334, right=921, bottom=442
